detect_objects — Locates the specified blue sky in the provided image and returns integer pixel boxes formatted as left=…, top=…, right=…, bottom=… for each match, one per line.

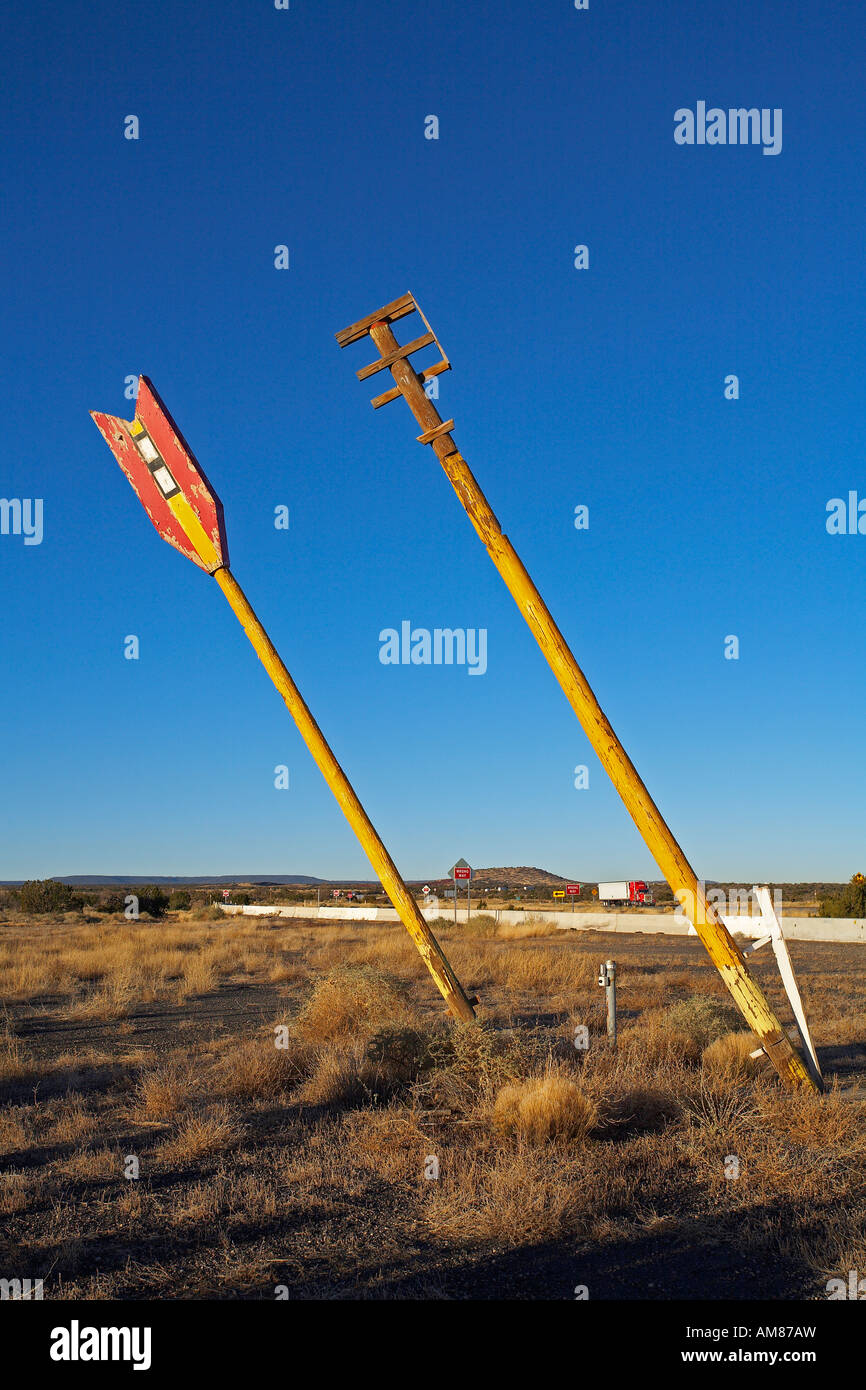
left=1, top=0, right=863, bottom=882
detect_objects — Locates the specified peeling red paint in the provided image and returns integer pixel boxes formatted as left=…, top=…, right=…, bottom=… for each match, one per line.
left=90, top=376, right=228, bottom=573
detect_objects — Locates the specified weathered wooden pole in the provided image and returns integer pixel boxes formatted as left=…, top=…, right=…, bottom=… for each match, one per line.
left=336, top=295, right=817, bottom=1090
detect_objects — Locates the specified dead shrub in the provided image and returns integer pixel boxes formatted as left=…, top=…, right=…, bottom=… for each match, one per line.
left=416, top=1023, right=534, bottom=1113
left=664, top=996, right=743, bottom=1049
left=293, top=964, right=411, bottom=1043
left=682, top=1079, right=759, bottom=1134
left=365, top=1026, right=440, bottom=1086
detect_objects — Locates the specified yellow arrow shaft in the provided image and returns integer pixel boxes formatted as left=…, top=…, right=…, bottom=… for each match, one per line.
left=211, top=566, right=476, bottom=1023
left=367, top=321, right=815, bottom=1088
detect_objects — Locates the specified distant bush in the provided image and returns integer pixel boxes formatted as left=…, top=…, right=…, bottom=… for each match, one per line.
left=444, top=914, right=499, bottom=938
left=137, top=886, right=169, bottom=919
left=168, top=890, right=192, bottom=911
left=233, top=891, right=251, bottom=906
left=95, top=892, right=127, bottom=914
left=427, top=916, right=455, bottom=931
left=820, top=875, right=866, bottom=919
left=19, top=879, right=75, bottom=914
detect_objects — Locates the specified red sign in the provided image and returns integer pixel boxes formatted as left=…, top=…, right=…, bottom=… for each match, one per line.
left=453, top=867, right=471, bottom=880
left=91, top=376, right=229, bottom=574
left=566, top=884, right=581, bottom=895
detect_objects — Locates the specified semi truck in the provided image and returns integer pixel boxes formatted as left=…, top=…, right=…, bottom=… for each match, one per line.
left=597, top=880, right=654, bottom=907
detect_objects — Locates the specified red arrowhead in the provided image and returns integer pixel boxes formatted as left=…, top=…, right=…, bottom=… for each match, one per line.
left=91, top=376, right=228, bottom=573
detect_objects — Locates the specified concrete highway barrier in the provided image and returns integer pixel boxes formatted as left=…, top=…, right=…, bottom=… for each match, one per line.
left=217, top=902, right=865, bottom=944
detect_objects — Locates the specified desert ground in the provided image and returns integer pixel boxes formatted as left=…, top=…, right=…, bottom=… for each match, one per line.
left=1, top=910, right=864, bottom=1300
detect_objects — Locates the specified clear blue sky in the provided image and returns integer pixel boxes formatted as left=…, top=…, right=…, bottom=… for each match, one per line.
left=1, top=1, right=863, bottom=882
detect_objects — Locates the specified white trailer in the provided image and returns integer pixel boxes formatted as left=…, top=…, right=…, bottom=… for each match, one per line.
left=598, top=880, right=654, bottom=907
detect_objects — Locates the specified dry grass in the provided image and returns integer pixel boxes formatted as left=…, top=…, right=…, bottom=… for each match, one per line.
left=0, top=920, right=290, bottom=1013
left=493, top=1071, right=598, bottom=1142
left=703, top=1029, right=764, bottom=1080
left=153, top=1106, right=244, bottom=1165
left=424, top=1143, right=589, bottom=1244
left=622, top=1013, right=703, bottom=1066
left=293, top=963, right=411, bottom=1042
left=133, top=1062, right=198, bottom=1120
left=212, top=1035, right=310, bottom=1100
left=294, top=1039, right=378, bottom=1107
left=665, top=996, right=744, bottom=1047
left=0, top=1025, right=33, bottom=1086
left=0, top=911, right=863, bottom=1299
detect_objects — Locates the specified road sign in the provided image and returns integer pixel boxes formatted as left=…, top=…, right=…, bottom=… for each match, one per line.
left=91, top=377, right=475, bottom=1024
left=449, top=858, right=472, bottom=923
left=337, top=291, right=818, bottom=1091
left=566, top=884, right=581, bottom=895
left=552, top=890, right=565, bottom=898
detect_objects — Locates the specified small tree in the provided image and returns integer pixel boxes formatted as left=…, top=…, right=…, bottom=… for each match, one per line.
left=20, top=879, right=74, bottom=914
left=96, top=891, right=127, bottom=914
left=138, top=885, right=169, bottom=918
left=820, top=874, right=866, bottom=919
left=169, top=889, right=192, bottom=911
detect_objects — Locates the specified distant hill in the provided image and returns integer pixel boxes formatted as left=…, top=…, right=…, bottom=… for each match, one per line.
left=0, top=867, right=573, bottom=890
left=0, top=875, right=325, bottom=888
left=428, top=866, right=572, bottom=889
left=1, top=872, right=842, bottom=898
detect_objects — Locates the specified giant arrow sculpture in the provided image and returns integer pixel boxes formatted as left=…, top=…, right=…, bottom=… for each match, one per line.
left=91, top=376, right=476, bottom=1023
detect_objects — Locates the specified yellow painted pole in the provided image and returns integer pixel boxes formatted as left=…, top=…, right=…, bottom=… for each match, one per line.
left=351, top=316, right=815, bottom=1088
left=208, top=565, right=476, bottom=1023
left=96, top=396, right=474, bottom=1024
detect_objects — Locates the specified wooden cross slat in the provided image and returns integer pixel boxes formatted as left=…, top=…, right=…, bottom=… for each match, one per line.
left=356, top=332, right=435, bottom=381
